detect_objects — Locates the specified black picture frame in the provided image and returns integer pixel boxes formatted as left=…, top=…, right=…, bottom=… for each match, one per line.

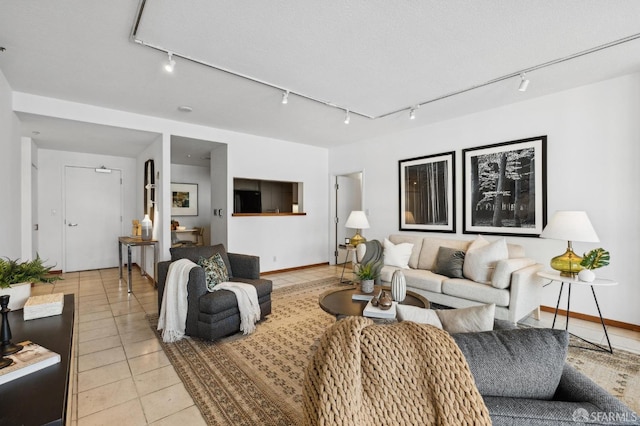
left=463, top=136, right=547, bottom=237
left=399, top=151, right=455, bottom=233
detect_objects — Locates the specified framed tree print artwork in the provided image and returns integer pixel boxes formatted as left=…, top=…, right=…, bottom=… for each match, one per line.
left=171, top=183, right=198, bottom=216
left=463, top=136, right=547, bottom=236
left=399, top=151, right=455, bottom=232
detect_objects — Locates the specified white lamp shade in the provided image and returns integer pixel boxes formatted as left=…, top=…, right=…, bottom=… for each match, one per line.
left=540, top=211, right=599, bottom=242
left=345, top=211, right=370, bottom=229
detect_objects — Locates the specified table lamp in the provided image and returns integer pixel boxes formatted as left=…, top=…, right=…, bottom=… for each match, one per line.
left=539, top=211, right=599, bottom=277
left=345, top=211, right=370, bottom=246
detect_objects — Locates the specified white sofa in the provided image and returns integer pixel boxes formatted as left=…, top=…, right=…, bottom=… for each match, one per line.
left=357, top=234, right=544, bottom=324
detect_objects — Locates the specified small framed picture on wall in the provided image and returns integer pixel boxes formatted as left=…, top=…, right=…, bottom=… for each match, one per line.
left=171, top=183, right=198, bottom=216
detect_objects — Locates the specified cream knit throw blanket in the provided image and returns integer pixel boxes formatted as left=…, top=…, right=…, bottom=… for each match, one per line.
left=158, top=258, right=198, bottom=343
left=303, top=316, right=491, bottom=426
left=213, top=282, right=261, bottom=335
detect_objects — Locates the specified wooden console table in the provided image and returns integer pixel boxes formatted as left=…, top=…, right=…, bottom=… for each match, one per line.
left=0, top=294, right=75, bottom=426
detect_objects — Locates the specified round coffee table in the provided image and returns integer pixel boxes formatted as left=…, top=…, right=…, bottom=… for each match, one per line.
left=319, top=285, right=429, bottom=317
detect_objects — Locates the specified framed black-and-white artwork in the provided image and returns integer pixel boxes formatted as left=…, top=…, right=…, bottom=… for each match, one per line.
left=171, top=183, right=198, bottom=216
left=399, top=151, right=455, bottom=233
left=463, top=136, right=547, bottom=237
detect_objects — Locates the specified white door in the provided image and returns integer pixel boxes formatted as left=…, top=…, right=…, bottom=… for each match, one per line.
left=335, top=173, right=362, bottom=264
left=64, top=166, right=122, bottom=272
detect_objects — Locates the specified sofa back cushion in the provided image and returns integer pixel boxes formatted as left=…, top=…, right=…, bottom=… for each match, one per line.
left=452, top=328, right=568, bottom=400
left=170, top=244, right=233, bottom=278
left=389, top=234, right=424, bottom=269
left=463, top=236, right=509, bottom=284
left=418, top=237, right=470, bottom=270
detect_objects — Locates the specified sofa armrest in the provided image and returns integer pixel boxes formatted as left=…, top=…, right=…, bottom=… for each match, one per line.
left=157, top=260, right=171, bottom=313
left=505, top=263, right=544, bottom=323
left=554, top=364, right=637, bottom=417
left=228, top=252, right=260, bottom=280
left=185, top=267, right=207, bottom=335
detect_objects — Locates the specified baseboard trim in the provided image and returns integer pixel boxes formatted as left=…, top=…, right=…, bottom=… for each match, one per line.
left=540, top=305, right=640, bottom=332
left=261, top=262, right=329, bottom=275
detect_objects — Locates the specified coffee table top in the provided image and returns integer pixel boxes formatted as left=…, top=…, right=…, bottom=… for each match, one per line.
left=319, top=285, right=429, bottom=317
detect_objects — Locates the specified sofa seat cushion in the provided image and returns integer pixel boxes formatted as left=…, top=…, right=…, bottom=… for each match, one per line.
left=451, top=328, right=569, bottom=400
left=418, top=237, right=470, bottom=270
left=402, top=269, right=448, bottom=293
left=389, top=234, right=424, bottom=269
left=199, top=279, right=272, bottom=315
left=442, top=278, right=510, bottom=307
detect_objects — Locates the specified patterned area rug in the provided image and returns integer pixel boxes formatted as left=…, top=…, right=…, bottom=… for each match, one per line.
left=149, top=277, right=639, bottom=424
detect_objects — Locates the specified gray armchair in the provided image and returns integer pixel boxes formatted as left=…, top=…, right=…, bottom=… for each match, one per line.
left=157, top=244, right=272, bottom=340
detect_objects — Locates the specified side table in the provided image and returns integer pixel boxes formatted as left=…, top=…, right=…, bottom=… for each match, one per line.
left=537, top=270, right=617, bottom=353
left=339, top=244, right=357, bottom=284
left=118, top=236, right=159, bottom=293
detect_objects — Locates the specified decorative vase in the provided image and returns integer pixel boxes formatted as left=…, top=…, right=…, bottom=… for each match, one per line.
left=0, top=282, right=32, bottom=311
left=378, top=291, right=393, bottom=310
left=141, top=214, right=152, bottom=241
left=578, top=269, right=595, bottom=283
left=391, top=270, right=406, bottom=302
left=361, top=279, right=374, bottom=294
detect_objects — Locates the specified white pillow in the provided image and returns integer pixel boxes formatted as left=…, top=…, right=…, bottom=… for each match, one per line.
left=396, top=305, right=443, bottom=329
left=463, top=236, right=509, bottom=284
left=435, top=304, right=495, bottom=334
left=383, top=238, right=413, bottom=269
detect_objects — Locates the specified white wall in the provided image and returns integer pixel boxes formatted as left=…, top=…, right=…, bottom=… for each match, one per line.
left=0, top=71, right=22, bottom=259
left=228, top=138, right=329, bottom=271
left=13, top=93, right=330, bottom=271
left=37, top=149, right=137, bottom=270
left=329, top=72, right=640, bottom=326
left=170, top=163, right=212, bottom=243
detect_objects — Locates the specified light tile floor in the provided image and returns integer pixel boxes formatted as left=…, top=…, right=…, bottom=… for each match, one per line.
left=30, top=264, right=639, bottom=425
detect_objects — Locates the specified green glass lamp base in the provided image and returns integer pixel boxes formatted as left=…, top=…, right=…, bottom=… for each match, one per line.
left=550, top=248, right=583, bottom=277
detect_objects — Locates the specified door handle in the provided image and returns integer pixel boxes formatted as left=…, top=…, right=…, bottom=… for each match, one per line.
left=68, top=223, right=78, bottom=227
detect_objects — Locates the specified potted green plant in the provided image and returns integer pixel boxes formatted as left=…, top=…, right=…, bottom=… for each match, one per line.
left=578, top=248, right=610, bottom=282
left=355, top=260, right=382, bottom=293
left=0, top=255, right=61, bottom=310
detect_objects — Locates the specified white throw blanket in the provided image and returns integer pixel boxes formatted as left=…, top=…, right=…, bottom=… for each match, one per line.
left=158, top=258, right=198, bottom=343
left=213, top=282, right=261, bottom=335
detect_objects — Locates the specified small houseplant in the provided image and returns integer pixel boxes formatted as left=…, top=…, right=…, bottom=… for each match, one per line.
left=355, top=260, right=382, bottom=293
left=0, top=255, right=61, bottom=309
left=578, top=248, right=610, bottom=282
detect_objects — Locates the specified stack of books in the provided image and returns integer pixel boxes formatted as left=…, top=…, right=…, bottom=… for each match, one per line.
left=363, top=300, right=397, bottom=319
left=0, top=341, right=61, bottom=385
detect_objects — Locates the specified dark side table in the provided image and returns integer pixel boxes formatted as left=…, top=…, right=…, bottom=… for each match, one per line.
left=0, top=294, right=75, bottom=426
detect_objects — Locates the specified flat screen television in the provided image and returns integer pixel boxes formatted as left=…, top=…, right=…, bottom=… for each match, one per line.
left=234, top=190, right=262, bottom=213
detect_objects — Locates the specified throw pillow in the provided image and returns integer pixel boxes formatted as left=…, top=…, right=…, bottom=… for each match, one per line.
left=383, top=238, right=413, bottom=269
left=435, top=304, right=495, bottom=333
left=396, top=305, right=443, bottom=329
left=451, top=328, right=569, bottom=400
left=434, top=247, right=465, bottom=278
left=462, top=237, right=509, bottom=284
left=198, top=252, right=229, bottom=291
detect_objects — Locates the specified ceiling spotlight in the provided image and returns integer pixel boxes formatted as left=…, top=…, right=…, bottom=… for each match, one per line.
left=409, top=108, right=416, bottom=120
left=177, top=105, right=193, bottom=112
left=518, top=73, right=530, bottom=92
left=164, top=52, right=176, bottom=73
left=344, top=110, right=351, bottom=124
left=281, top=90, right=289, bottom=105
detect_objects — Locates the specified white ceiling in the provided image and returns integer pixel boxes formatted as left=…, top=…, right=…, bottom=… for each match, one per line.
left=1, top=1, right=640, bottom=157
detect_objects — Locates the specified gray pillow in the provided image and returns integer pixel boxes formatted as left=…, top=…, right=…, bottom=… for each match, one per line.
left=434, top=246, right=465, bottom=278
left=452, top=328, right=568, bottom=400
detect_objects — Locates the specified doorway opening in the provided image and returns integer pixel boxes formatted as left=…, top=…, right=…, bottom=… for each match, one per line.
left=334, top=171, right=364, bottom=267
